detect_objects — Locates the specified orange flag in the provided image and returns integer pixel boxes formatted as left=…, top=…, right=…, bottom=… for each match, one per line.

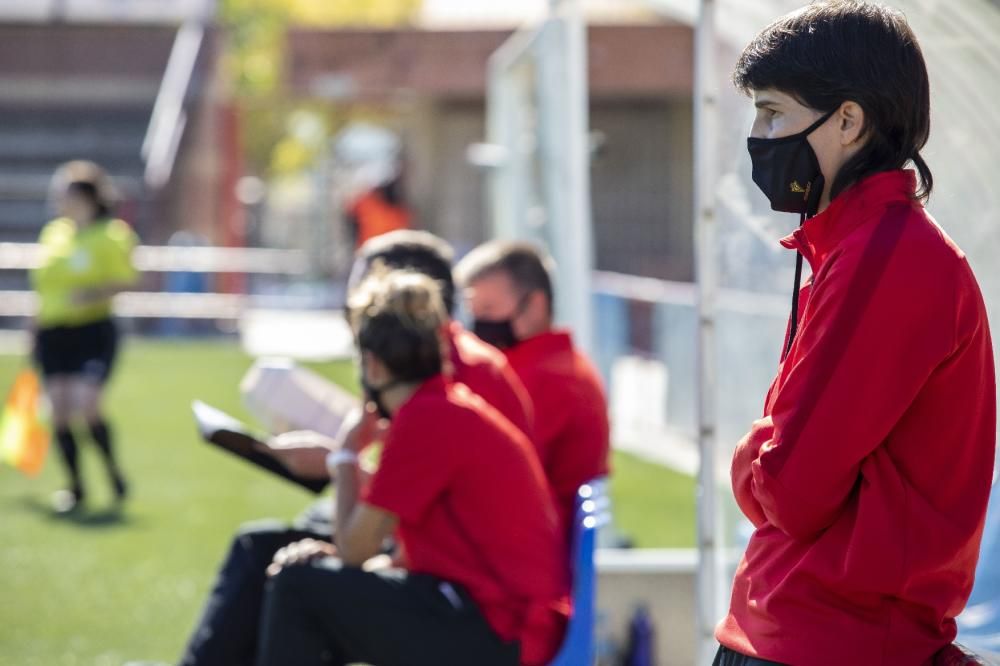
left=0, top=369, right=49, bottom=476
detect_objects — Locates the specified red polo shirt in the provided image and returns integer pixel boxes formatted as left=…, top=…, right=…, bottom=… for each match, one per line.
left=448, top=320, right=534, bottom=439
left=504, top=330, right=611, bottom=533
left=718, top=170, right=996, bottom=664
left=365, top=376, right=569, bottom=666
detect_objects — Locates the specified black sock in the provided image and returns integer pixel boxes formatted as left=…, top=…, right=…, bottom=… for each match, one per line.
left=89, top=420, right=121, bottom=471
left=55, top=428, right=82, bottom=494
left=90, top=420, right=127, bottom=497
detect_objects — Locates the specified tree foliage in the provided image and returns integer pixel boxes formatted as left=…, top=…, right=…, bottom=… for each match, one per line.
left=218, top=0, right=420, bottom=172
left=220, top=0, right=420, bottom=96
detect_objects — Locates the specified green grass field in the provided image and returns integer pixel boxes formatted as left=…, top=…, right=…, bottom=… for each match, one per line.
left=0, top=339, right=693, bottom=666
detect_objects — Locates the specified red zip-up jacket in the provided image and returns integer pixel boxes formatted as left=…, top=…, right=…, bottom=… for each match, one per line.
left=717, top=170, right=996, bottom=665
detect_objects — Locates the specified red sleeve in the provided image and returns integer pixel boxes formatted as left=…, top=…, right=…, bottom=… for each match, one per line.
left=731, top=293, right=807, bottom=529
left=731, top=418, right=772, bottom=527
left=365, top=409, right=460, bottom=524
left=749, top=212, right=954, bottom=540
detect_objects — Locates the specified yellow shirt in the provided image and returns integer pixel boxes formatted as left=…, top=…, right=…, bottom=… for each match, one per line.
left=30, top=217, right=139, bottom=328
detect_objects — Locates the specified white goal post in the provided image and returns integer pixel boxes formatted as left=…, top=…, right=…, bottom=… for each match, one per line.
left=483, top=0, right=595, bottom=355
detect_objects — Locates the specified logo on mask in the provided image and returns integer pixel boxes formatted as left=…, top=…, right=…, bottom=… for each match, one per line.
left=789, top=180, right=812, bottom=201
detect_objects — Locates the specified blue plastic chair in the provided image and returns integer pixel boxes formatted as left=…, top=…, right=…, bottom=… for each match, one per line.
left=549, top=478, right=610, bottom=666
left=958, top=479, right=1000, bottom=662
left=932, top=642, right=996, bottom=665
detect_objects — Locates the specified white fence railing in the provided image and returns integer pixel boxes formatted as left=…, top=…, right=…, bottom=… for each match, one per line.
left=0, top=243, right=307, bottom=275
left=0, top=290, right=244, bottom=319
left=592, top=270, right=788, bottom=317
left=0, top=243, right=308, bottom=320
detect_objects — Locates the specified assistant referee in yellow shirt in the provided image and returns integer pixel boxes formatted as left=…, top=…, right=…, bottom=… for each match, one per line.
left=30, top=161, right=139, bottom=513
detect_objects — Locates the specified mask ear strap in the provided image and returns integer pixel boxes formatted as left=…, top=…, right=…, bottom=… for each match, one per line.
left=806, top=172, right=825, bottom=217
left=374, top=378, right=404, bottom=393
left=784, top=244, right=805, bottom=361
left=783, top=183, right=824, bottom=360
left=780, top=109, right=837, bottom=360
left=803, top=107, right=839, bottom=135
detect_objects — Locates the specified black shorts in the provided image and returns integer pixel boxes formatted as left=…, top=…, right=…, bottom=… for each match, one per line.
left=33, top=318, right=119, bottom=384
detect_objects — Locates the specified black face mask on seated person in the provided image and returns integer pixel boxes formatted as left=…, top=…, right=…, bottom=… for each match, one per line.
left=361, top=377, right=403, bottom=421
left=472, top=318, right=518, bottom=350
left=472, top=293, right=531, bottom=350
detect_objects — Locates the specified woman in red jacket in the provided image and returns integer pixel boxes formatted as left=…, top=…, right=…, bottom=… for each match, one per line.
left=716, top=3, right=996, bottom=665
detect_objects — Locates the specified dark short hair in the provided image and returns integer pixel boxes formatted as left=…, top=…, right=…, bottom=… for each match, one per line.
left=54, top=160, right=118, bottom=218
left=455, top=240, right=555, bottom=315
left=355, top=230, right=456, bottom=314
left=348, top=269, right=446, bottom=382
left=733, top=0, right=932, bottom=201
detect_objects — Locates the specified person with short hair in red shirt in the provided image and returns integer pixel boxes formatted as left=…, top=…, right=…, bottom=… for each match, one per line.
left=456, top=240, right=611, bottom=535
left=256, top=269, right=569, bottom=666
left=716, top=3, right=996, bottom=665
left=350, top=230, right=534, bottom=438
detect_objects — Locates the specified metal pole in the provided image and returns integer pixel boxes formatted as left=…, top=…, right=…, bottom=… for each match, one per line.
left=694, top=0, right=722, bottom=663
left=559, top=0, right=594, bottom=354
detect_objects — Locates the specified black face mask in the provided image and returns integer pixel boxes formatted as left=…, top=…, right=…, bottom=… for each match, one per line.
left=472, top=318, right=518, bottom=350
left=747, top=109, right=835, bottom=214
left=748, top=109, right=836, bottom=359
left=361, top=377, right=401, bottom=420
left=472, top=293, right=532, bottom=350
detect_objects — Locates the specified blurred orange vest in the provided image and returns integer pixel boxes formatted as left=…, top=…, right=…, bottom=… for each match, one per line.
left=351, top=191, right=411, bottom=248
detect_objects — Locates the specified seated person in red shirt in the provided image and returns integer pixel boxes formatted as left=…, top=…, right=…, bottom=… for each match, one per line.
left=456, top=240, right=610, bottom=534
left=179, top=231, right=532, bottom=666
left=344, top=231, right=533, bottom=440
left=256, top=269, right=568, bottom=666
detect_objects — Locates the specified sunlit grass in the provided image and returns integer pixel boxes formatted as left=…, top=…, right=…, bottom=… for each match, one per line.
left=0, top=339, right=692, bottom=665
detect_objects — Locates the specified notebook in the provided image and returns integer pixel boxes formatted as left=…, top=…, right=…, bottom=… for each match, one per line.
left=191, top=400, right=329, bottom=494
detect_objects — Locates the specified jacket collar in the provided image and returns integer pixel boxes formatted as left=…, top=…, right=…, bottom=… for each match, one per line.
left=504, top=329, right=574, bottom=366
left=780, top=169, right=918, bottom=271
left=403, top=373, right=449, bottom=405
left=391, top=373, right=451, bottom=423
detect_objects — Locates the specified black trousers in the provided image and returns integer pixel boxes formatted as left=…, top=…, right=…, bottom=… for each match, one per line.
left=256, top=558, right=520, bottom=666
left=179, top=520, right=328, bottom=666
left=714, top=645, right=788, bottom=666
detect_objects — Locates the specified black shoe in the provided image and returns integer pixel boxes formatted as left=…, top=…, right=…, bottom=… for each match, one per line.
left=51, top=487, right=84, bottom=514
left=111, top=473, right=129, bottom=502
